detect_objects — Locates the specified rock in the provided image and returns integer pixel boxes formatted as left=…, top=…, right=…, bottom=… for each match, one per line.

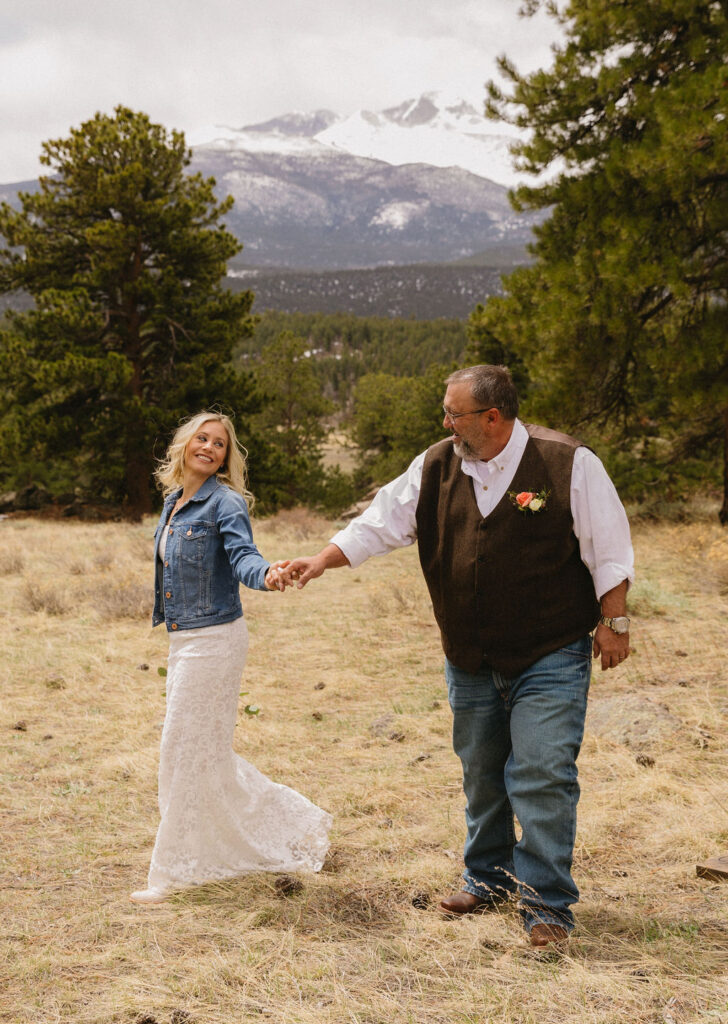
left=369, top=713, right=394, bottom=737
left=14, top=484, right=51, bottom=510
left=274, top=874, right=303, bottom=896
left=13, top=721, right=28, bottom=731
left=587, top=693, right=683, bottom=751
left=0, top=491, right=17, bottom=511
left=411, top=891, right=430, bottom=910
left=340, top=486, right=379, bottom=520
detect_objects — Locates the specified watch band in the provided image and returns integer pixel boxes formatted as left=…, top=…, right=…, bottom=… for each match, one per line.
left=598, top=614, right=630, bottom=633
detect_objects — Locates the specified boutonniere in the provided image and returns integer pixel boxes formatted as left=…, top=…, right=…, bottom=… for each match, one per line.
left=508, top=489, right=550, bottom=513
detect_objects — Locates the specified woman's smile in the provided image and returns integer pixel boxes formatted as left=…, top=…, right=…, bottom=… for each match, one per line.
left=184, top=420, right=229, bottom=478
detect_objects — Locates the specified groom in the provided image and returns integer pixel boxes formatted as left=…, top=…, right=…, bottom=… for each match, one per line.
left=282, top=364, right=633, bottom=949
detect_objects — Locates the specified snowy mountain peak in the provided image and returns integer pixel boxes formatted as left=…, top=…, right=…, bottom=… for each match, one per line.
left=382, top=95, right=440, bottom=127
left=316, top=90, right=522, bottom=186
left=380, top=93, right=481, bottom=128
left=241, top=109, right=341, bottom=138
left=191, top=89, right=526, bottom=187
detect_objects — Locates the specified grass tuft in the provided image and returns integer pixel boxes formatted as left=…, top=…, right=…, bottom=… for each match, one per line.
left=0, top=550, right=24, bottom=574
left=21, top=579, right=70, bottom=615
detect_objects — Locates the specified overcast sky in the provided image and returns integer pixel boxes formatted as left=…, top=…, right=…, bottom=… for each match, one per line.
left=0, top=0, right=562, bottom=183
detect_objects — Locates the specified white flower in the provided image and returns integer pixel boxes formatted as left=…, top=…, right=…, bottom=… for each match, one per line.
left=528, top=498, right=544, bottom=511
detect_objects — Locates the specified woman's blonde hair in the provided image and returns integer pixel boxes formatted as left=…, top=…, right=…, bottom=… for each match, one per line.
left=155, top=411, right=255, bottom=508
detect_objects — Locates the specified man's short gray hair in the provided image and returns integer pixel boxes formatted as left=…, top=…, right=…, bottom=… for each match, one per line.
left=445, top=365, right=519, bottom=420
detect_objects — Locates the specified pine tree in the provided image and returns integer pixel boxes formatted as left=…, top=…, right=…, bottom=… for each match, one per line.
left=0, top=106, right=258, bottom=517
left=251, top=331, right=333, bottom=506
left=481, top=0, right=728, bottom=520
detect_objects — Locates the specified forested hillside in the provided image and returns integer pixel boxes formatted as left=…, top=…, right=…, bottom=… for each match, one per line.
left=228, top=264, right=505, bottom=319
left=238, top=311, right=468, bottom=408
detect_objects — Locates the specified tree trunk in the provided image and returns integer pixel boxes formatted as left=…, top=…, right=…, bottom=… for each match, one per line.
left=124, top=444, right=153, bottom=520
left=720, top=406, right=728, bottom=526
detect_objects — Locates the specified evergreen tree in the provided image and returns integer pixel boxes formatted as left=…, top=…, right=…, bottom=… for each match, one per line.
left=251, top=331, right=333, bottom=506
left=350, top=364, right=452, bottom=482
left=0, top=106, right=258, bottom=517
left=481, top=0, right=728, bottom=520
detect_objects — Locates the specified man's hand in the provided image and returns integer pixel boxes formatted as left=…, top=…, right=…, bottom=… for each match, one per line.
left=283, top=544, right=351, bottom=589
left=592, top=625, right=630, bottom=671
left=594, top=579, right=630, bottom=670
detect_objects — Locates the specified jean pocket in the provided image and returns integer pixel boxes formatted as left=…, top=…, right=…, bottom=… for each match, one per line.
left=179, top=524, right=210, bottom=563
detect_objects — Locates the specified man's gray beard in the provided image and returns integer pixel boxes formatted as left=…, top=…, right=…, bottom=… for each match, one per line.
left=453, top=438, right=478, bottom=459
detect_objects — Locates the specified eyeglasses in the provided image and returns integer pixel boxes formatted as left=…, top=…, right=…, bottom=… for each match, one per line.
left=442, top=405, right=499, bottom=423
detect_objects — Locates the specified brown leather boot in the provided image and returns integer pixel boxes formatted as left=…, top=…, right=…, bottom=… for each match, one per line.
left=438, top=891, right=493, bottom=916
left=529, top=923, right=569, bottom=948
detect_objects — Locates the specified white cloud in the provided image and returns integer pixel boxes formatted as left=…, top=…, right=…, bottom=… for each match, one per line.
left=0, top=0, right=562, bottom=182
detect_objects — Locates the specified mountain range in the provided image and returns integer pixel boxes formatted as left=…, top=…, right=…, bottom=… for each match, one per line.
left=187, top=90, right=541, bottom=271
left=0, top=92, right=542, bottom=316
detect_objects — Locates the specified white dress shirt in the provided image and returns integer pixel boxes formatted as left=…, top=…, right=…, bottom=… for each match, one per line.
left=331, top=420, right=634, bottom=600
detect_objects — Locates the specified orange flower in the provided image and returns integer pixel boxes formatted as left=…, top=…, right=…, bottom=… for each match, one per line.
left=516, top=491, right=535, bottom=507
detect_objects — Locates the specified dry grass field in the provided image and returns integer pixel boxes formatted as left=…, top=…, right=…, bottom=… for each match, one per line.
left=2, top=508, right=728, bottom=1024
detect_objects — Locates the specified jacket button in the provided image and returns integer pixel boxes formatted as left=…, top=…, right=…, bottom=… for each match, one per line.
left=168, top=528, right=173, bottom=534
left=165, top=561, right=169, bottom=567
left=171, top=623, right=178, bottom=630
left=165, top=591, right=171, bottom=599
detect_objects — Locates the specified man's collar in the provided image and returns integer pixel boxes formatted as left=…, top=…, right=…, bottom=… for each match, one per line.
left=460, top=419, right=528, bottom=477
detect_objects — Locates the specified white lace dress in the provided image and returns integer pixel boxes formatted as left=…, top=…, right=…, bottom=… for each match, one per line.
left=147, top=615, right=332, bottom=892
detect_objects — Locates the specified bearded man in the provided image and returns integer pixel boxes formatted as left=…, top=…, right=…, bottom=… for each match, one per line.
left=283, top=364, right=633, bottom=949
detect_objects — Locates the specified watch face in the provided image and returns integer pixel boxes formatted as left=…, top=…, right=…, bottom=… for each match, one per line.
left=613, top=616, right=630, bottom=634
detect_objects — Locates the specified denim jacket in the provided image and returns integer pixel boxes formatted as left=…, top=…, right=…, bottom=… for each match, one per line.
left=152, top=475, right=270, bottom=632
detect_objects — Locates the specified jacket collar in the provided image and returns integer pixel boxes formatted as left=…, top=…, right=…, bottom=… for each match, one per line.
left=187, top=475, right=221, bottom=502
left=165, top=474, right=220, bottom=508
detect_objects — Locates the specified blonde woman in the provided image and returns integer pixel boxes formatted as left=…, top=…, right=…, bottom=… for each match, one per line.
left=130, top=412, right=331, bottom=904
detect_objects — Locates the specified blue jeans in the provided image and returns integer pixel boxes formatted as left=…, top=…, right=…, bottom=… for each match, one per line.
left=445, top=635, right=591, bottom=933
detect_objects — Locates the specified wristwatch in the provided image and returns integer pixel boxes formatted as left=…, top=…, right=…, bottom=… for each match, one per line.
left=598, top=615, right=630, bottom=634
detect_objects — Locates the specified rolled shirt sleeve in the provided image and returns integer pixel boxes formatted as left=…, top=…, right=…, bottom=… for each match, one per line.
left=330, top=452, right=425, bottom=568
left=571, top=447, right=635, bottom=599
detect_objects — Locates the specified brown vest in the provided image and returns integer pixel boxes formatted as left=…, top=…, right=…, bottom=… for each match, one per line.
left=416, top=425, right=600, bottom=676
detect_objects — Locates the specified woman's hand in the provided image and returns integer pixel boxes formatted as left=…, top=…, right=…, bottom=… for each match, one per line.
left=264, top=560, right=293, bottom=591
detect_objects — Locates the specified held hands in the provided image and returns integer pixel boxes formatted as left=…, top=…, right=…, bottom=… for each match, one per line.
left=264, top=546, right=348, bottom=592
left=264, top=560, right=293, bottom=591
left=265, top=555, right=328, bottom=591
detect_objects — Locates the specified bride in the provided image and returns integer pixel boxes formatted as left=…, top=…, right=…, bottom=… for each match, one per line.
left=130, top=411, right=331, bottom=904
